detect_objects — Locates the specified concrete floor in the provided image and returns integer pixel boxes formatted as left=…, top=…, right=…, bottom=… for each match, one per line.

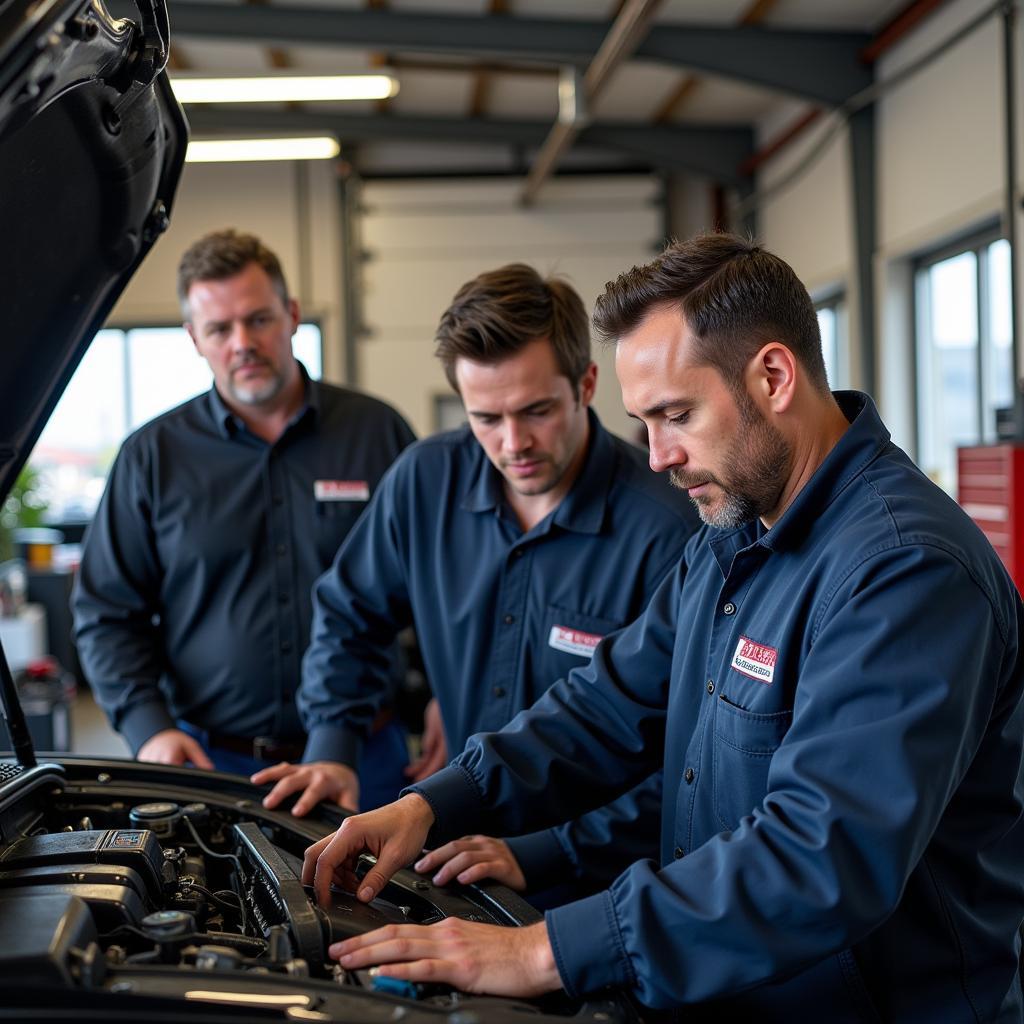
left=71, top=685, right=130, bottom=757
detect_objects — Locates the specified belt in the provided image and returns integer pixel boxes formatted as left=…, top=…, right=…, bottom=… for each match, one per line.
left=199, top=707, right=394, bottom=765
left=203, top=730, right=306, bottom=763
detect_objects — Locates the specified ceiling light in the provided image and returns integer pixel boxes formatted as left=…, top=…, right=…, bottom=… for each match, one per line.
left=185, top=137, right=341, bottom=163
left=171, top=74, right=398, bottom=104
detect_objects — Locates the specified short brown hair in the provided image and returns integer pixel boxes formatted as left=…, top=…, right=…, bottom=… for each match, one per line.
left=593, top=233, right=828, bottom=393
left=177, top=228, right=289, bottom=318
left=434, top=263, right=591, bottom=398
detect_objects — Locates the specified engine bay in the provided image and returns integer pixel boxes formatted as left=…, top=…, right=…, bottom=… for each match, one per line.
left=0, top=759, right=636, bottom=1023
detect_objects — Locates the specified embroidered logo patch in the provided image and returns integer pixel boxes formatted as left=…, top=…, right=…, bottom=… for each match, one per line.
left=730, top=636, right=777, bottom=684
left=548, top=625, right=603, bottom=658
left=314, top=480, right=370, bottom=502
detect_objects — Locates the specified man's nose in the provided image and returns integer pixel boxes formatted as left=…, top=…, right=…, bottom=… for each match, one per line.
left=648, top=428, right=684, bottom=475
left=503, top=417, right=530, bottom=454
left=228, top=321, right=257, bottom=352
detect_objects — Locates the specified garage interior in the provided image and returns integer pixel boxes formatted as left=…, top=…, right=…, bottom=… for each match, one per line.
left=0, top=0, right=1018, bottom=752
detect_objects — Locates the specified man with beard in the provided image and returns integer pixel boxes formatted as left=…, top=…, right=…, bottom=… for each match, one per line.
left=303, top=234, right=1024, bottom=1021
left=73, top=229, right=415, bottom=809
left=258, top=262, right=697, bottom=900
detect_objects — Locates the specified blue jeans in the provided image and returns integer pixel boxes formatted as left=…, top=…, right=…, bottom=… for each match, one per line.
left=177, top=719, right=409, bottom=811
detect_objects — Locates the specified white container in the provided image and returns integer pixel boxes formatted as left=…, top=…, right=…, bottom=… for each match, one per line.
left=0, top=603, right=46, bottom=671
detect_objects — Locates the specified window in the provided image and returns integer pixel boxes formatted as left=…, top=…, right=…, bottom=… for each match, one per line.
left=814, top=292, right=848, bottom=390
left=915, top=232, right=1011, bottom=495
left=29, top=324, right=322, bottom=522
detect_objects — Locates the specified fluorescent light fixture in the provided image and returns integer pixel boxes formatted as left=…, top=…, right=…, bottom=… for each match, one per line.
left=185, top=137, right=341, bottom=163
left=171, top=74, right=398, bottom=104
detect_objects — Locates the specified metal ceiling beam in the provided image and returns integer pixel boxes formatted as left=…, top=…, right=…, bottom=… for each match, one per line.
left=522, top=0, right=663, bottom=205
left=185, top=107, right=754, bottom=184
left=169, top=4, right=873, bottom=105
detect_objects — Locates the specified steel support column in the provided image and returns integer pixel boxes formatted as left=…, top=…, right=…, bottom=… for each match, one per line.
left=849, top=104, right=877, bottom=395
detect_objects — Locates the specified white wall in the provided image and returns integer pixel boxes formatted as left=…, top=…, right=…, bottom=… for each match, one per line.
left=108, top=158, right=348, bottom=381
left=358, top=175, right=664, bottom=439
left=756, top=0, right=1015, bottom=454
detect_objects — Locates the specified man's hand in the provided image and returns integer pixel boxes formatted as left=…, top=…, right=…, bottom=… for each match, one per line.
left=251, top=761, right=359, bottom=816
left=404, top=698, right=448, bottom=782
left=302, top=793, right=435, bottom=907
left=329, top=918, right=561, bottom=998
left=414, top=835, right=526, bottom=891
left=137, top=728, right=214, bottom=769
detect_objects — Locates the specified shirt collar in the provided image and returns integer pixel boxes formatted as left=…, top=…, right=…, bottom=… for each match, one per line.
left=206, top=360, right=317, bottom=440
left=460, top=408, right=614, bottom=536
left=708, top=391, right=890, bottom=574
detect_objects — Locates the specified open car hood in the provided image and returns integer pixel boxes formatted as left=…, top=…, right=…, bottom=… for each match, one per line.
left=0, top=0, right=187, bottom=502
left=0, top=0, right=186, bottom=762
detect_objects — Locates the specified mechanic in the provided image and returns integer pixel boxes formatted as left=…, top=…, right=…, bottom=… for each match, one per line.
left=304, top=234, right=1024, bottom=1021
left=73, top=228, right=415, bottom=810
left=260, top=262, right=698, bottom=899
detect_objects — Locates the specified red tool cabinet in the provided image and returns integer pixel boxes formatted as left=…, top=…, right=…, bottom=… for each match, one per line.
left=957, top=444, right=1024, bottom=592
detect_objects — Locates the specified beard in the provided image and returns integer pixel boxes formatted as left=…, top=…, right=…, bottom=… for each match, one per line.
left=670, top=395, right=791, bottom=529
left=228, top=358, right=285, bottom=406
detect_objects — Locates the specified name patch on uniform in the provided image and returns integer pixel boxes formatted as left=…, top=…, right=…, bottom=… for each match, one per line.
left=314, top=480, right=370, bottom=502
left=548, top=625, right=603, bottom=658
left=730, top=636, right=777, bottom=684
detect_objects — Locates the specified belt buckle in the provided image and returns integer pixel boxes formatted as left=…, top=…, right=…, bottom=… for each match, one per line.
left=253, top=736, right=277, bottom=761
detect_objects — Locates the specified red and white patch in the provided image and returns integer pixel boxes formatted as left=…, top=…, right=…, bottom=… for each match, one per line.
left=548, top=625, right=603, bottom=658
left=730, top=636, right=777, bottom=685
left=314, top=480, right=370, bottom=502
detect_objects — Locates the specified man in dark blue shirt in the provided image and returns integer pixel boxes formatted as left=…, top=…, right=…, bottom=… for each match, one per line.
left=305, top=235, right=1024, bottom=1021
left=260, top=263, right=697, bottom=896
left=73, top=229, right=415, bottom=810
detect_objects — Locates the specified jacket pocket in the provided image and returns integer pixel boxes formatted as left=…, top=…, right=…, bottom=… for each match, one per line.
left=712, top=693, right=792, bottom=832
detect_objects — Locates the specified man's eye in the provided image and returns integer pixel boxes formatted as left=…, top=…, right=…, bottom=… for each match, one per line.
left=475, top=415, right=499, bottom=427
left=249, top=314, right=272, bottom=328
left=668, top=411, right=690, bottom=425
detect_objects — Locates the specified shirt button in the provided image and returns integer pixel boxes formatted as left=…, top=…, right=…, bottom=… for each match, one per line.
left=512, top=548, right=524, bottom=559
left=275, top=543, right=287, bottom=557
left=272, top=494, right=284, bottom=507
left=723, top=602, right=736, bottom=615
left=281, top=640, right=293, bottom=653
left=279, top=592, right=290, bottom=605
left=673, top=846, right=684, bottom=859
left=503, top=614, right=515, bottom=625
left=706, top=679, right=715, bottom=695
left=684, top=767, right=695, bottom=783
left=493, top=686, right=506, bottom=697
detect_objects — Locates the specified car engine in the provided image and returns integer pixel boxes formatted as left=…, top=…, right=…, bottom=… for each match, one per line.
left=0, top=759, right=637, bottom=1023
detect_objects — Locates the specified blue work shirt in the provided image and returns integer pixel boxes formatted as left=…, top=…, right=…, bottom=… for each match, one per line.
left=73, top=371, right=415, bottom=752
left=300, top=410, right=699, bottom=887
left=414, top=393, right=1024, bottom=1020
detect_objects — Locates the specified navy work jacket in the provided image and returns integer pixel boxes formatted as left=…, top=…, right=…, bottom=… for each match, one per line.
left=301, top=411, right=698, bottom=888
left=414, top=393, right=1024, bottom=1021
left=73, top=372, right=414, bottom=750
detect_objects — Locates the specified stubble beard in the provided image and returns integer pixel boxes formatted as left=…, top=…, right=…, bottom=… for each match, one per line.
left=670, top=399, right=791, bottom=529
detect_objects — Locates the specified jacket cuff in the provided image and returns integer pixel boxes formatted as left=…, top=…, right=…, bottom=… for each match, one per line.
left=303, top=724, right=363, bottom=768
left=546, top=891, right=634, bottom=999
left=506, top=829, right=572, bottom=890
left=405, top=764, right=485, bottom=846
left=120, top=702, right=176, bottom=755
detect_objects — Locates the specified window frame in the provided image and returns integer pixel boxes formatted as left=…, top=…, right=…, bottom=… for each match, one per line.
left=911, top=221, right=1007, bottom=493
left=812, top=287, right=848, bottom=391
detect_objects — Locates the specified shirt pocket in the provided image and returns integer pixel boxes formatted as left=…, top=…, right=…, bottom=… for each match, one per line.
left=313, top=499, right=366, bottom=563
left=538, top=603, right=622, bottom=682
left=712, top=693, right=793, bottom=833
